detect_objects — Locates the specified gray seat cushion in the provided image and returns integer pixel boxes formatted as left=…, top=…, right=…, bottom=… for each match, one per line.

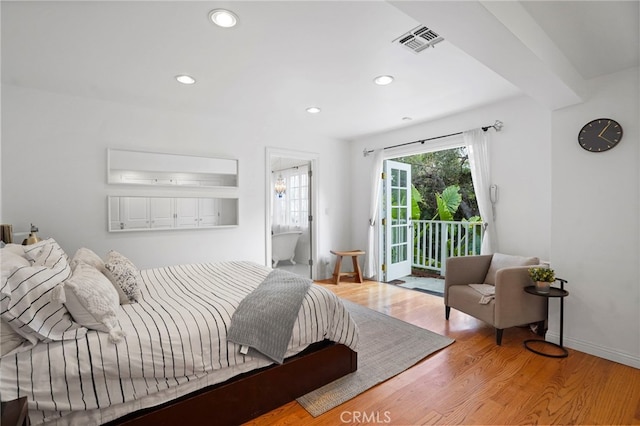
left=447, top=285, right=495, bottom=325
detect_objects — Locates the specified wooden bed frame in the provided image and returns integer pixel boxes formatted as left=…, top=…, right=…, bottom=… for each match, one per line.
left=106, top=340, right=357, bottom=425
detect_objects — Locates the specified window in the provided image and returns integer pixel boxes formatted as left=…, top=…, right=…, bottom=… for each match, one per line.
left=273, top=165, right=309, bottom=229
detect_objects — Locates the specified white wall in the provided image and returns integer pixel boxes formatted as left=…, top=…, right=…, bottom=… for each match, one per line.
left=551, top=67, right=639, bottom=367
left=350, top=69, right=640, bottom=368
left=1, top=85, right=353, bottom=272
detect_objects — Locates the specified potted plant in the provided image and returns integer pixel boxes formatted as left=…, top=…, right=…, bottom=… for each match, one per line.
left=528, top=267, right=555, bottom=293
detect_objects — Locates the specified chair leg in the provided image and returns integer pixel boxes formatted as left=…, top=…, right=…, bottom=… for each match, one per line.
left=536, top=320, right=546, bottom=337
left=496, top=328, right=504, bottom=345
left=445, top=306, right=451, bottom=320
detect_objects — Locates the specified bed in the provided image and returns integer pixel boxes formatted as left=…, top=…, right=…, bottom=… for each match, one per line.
left=0, top=239, right=359, bottom=425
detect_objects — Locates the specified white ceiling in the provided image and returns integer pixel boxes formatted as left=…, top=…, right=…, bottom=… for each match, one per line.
left=521, top=1, right=639, bottom=80
left=2, top=1, right=638, bottom=141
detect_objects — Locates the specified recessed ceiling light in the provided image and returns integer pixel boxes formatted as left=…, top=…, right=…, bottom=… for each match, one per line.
left=306, top=107, right=321, bottom=114
left=175, top=75, right=196, bottom=85
left=209, top=9, right=238, bottom=28
left=374, top=75, right=394, bottom=86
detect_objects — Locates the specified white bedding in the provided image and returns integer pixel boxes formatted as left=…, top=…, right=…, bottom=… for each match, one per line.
left=0, top=261, right=359, bottom=425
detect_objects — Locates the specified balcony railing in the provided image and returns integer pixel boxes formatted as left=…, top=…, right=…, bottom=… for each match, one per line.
left=412, top=220, right=484, bottom=275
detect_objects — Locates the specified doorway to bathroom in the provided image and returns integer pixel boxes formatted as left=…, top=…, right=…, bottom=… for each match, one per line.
left=265, top=148, right=319, bottom=279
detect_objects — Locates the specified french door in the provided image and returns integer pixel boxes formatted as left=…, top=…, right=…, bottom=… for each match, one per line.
left=383, top=160, right=412, bottom=282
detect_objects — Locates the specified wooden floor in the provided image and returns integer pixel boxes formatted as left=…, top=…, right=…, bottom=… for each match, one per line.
left=246, top=280, right=640, bottom=425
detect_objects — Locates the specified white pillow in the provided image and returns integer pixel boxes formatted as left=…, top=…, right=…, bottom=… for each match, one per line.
left=53, top=263, right=124, bottom=343
left=2, top=250, right=31, bottom=355
left=2, top=244, right=26, bottom=258
left=1, top=250, right=30, bottom=272
left=69, top=247, right=130, bottom=304
left=69, top=247, right=105, bottom=271
left=0, top=239, right=86, bottom=345
left=483, top=253, right=539, bottom=285
left=1, top=319, right=26, bottom=356
left=104, top=250, right=141, bottom=303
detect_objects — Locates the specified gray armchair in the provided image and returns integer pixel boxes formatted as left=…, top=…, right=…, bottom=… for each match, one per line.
left=444, top=253, right=547, bottom=345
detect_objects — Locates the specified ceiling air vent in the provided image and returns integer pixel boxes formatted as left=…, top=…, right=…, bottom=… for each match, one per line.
left=394, top=25, right=444, bottom=54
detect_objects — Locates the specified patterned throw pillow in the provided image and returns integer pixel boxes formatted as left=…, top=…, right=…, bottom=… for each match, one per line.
left=104, top=250, right=141, bottom=303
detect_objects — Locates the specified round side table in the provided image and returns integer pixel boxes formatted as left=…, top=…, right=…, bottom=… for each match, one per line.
left=523, top=278, right=569, bottom=358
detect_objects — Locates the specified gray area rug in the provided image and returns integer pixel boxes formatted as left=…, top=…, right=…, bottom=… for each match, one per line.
left=296, top=299, right=454, bottom=417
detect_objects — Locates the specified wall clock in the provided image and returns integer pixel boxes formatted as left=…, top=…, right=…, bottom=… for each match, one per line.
left=578, top=118, right=623, bottom=152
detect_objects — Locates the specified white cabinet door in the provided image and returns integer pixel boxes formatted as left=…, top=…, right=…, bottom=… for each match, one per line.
left=109, top=196, right=237, bottom=232
left=175, top=198, right=199, bottom=228
left=110, top=196, right=123, bottom=230
left=150, top=198, right=175, bottom=228
left=198, top=198, right=219, bottom=227
left=121, top=197, right=150, bottom=230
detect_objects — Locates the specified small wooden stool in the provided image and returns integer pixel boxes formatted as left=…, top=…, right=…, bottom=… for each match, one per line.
left=330, top=250, right=365, bottom=284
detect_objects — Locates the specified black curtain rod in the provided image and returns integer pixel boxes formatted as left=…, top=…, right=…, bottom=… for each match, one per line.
left=363, top=120, right=503, bottom=157
left=272, top=165, right=302, bottom=173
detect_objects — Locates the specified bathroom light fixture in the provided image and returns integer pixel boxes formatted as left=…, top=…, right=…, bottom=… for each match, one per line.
left=305, top=106, right=321, bottom=114
left=175, top=75, right=196, bottom=85
left=209, top=9, right=238, bottom=28
left=374, top=75, right=394, bottom=85
left=274, top=174, right=286, bottom=198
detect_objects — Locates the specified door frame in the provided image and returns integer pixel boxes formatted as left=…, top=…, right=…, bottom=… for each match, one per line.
left=377, top=138, right=468, bottom=282
left=265, top=147, right=320, bottom=279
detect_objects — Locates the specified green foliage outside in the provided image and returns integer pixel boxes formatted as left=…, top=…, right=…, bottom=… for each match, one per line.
left=395, top=148, right=482, bottom=271
left=395, top=147, right=479, bottom=220
left=435, top=185, right=462, bottom=221
left=411, top=184, right=422, bottom=220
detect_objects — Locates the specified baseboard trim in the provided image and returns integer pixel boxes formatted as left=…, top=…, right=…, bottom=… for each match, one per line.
left=545, top=332, right=640, bottom=369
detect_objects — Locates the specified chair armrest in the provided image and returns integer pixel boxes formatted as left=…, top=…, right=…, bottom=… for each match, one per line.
left=494, top=266, right=547, bottom=328
left=494, top=266, right=533, bottom=293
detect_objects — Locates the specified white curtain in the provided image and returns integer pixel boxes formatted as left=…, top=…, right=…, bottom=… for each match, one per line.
left=364, top=149, right=384, bottom=279
left=464, top=129, right=496, bottom=254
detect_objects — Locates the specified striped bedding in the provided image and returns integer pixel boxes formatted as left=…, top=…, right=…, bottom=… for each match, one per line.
left=0, top=261, right=359, bottom=425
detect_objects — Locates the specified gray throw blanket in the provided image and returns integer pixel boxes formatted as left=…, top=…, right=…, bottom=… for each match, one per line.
left=227, top=269, right=312, bottom=364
